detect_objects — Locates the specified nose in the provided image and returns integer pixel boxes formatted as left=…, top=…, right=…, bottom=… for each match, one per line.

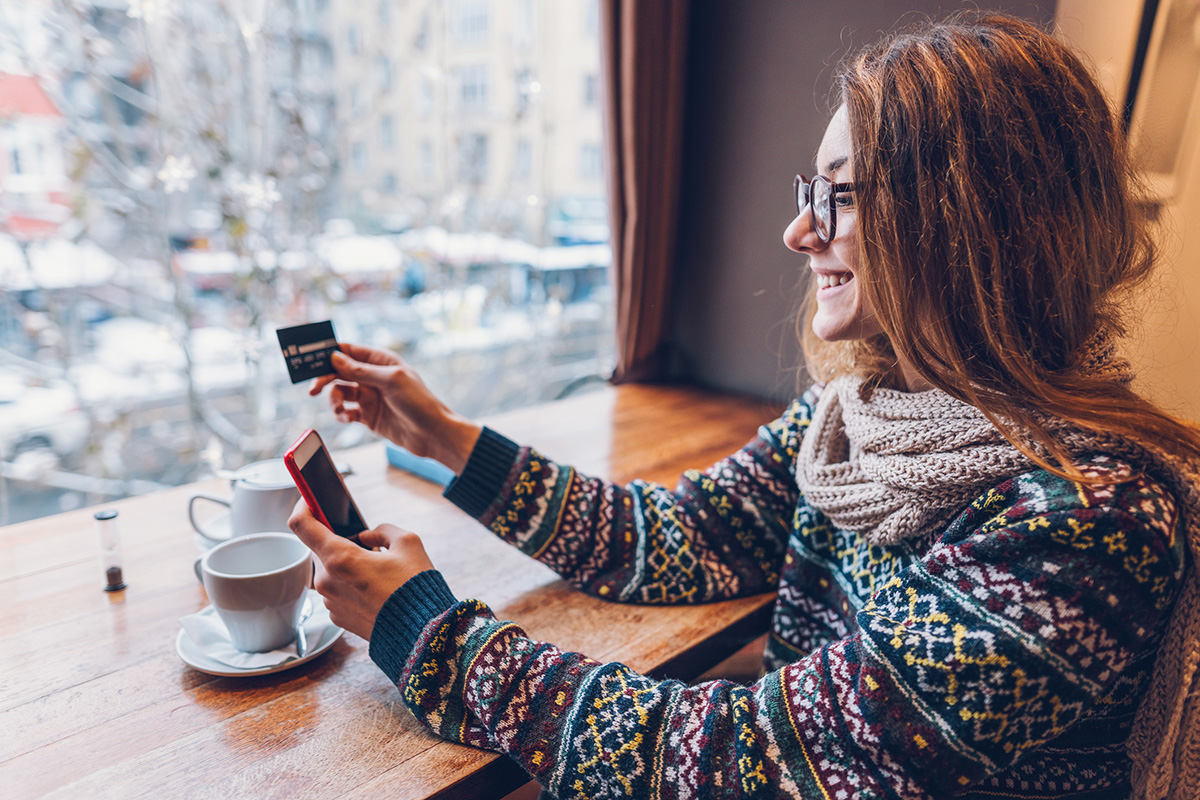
left=783, top=208, right=825, bottom=254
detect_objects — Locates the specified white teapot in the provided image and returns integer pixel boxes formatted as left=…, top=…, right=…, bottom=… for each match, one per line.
left=187, top=459, right=300, bottom=548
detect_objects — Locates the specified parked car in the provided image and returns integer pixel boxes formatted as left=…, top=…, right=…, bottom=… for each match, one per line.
left=0, top=369, right=89, bottom=458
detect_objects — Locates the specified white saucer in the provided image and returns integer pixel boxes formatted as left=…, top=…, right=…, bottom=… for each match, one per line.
left=176, top=606, right=344, bottom=677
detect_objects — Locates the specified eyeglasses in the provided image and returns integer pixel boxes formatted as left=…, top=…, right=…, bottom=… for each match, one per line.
left=794, top=174, right=855, bottom=244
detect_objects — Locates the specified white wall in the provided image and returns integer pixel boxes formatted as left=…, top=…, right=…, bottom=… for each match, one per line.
left=1059, top=0, right=1200, bottom=421
left=1126, top=129, right=1200, bottom=421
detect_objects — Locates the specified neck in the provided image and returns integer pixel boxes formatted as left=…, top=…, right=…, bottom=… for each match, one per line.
left=897, top=356, right=936, bottom=393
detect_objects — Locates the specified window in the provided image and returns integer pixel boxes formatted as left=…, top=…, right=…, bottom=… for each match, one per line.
left=458, top=132, right=488, bottom=183
left=450, top=0, right=490, bottom=46
left=583, top=73, right=597, bottom=108
left=416, top=75, right=435, bottom=118
left=516, top=68, right=541, bottom=116
left=420, top=138, right=435, bottom=180
left=580, top=143, right=602, bottom=179
left=378, top=55, right=392, bottom=93
left=513, top=0, right=536, bottom=47
left=584, top=0, right=599, bottom=37
left=515, top=137, right=532, bottom=181
left=2, top=0, right=612, bottom=526
left=456, top=64, right=490, bottom=113
left=414, top=11, right=430, bottom=50
left=302, top=45, right=331, bottom=80
left=380, top=115, right=395, bottom=149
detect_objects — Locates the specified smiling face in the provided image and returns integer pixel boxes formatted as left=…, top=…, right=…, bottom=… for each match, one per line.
left=783, top=106, right=883, bottom=343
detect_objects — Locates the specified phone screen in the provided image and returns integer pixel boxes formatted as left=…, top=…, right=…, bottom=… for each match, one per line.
left=300, top=444, right=367, bottom=538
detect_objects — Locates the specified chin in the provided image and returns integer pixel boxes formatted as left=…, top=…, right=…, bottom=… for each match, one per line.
left=810, top=317, right=858, bottom=343
left=810, top=314, right=882, bottom=343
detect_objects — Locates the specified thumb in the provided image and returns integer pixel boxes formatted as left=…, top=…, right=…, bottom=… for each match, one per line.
left=288, top=500, right=353, bottom=562
left=356, top=524, right=405, bottom=551
left=332, top=350, right=393, bottom=386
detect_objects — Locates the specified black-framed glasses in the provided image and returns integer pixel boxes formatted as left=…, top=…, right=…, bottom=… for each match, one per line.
left=794, top=174, right=855, bottom=244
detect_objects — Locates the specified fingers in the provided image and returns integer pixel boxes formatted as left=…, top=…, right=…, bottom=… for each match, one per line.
left=328, top=382, right=365, bottom=424
left=311, top=557, right=329, bottom=592
left=356, top=524, right=436, bottom=574
left=328, top=381, right=362, bottom=408
left=331, top=350, right=397, bottom=388
left=328, top=352, right=393, bottom=383
left=356, top=524, right=406, bottom=550
left=288, top=499, right=355, bottom=562
left=309, top=343, right=401, bottom=397
left=354, top=529, right=387, bottom=550
left=297, top=519, right=436, bottom=640
left=308, top=374, right=338, bottom=397
left=340, top=341, right=402, bottom=367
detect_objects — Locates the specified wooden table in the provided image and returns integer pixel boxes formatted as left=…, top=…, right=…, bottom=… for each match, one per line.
left=1, top=384, right=783, bottom=800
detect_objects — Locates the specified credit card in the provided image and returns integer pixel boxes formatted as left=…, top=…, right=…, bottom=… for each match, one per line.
left=276, top=320, right=339, bottom=384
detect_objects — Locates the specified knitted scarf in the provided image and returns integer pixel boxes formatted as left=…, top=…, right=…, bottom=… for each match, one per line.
left=797, top=374, right=1200, bottom=800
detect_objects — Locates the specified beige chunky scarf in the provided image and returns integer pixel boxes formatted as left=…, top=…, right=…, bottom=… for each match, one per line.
left=797, top=374, right=1200, bottom=799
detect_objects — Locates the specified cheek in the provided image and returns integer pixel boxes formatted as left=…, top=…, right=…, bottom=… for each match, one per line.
left=851, top=276, right=871, bottom=314
left=850, top=281, right=885, bottom=339
left=830, top=235, right=860, bottom=274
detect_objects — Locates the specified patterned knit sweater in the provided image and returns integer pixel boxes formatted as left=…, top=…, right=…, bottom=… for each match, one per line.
left=367, top=390, right=1187, bottom=799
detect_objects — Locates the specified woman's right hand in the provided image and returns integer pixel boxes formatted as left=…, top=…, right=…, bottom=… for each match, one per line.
left=308, top=342, right=482, bottom=474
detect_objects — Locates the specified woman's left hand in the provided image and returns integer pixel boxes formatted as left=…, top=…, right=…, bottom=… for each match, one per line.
left=288, top=501, right=435, bottom=640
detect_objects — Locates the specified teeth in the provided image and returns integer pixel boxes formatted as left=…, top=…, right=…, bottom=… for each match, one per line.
left=815, top=273, right=851, bottom=289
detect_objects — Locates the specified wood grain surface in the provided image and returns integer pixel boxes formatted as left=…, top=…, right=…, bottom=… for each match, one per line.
left=1, top=383, right=783, bottom=800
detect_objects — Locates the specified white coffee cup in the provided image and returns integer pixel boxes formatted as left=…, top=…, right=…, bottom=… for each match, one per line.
left=188, top=459, right=300, bottom=546
left=194, top=532, right=313, bottom=653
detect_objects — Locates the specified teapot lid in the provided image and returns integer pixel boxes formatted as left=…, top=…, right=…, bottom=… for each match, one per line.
left=236, top=459, right=294, bottom=488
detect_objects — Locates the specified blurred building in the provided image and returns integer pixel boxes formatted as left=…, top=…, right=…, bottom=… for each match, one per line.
left=329, top=0, right=606, bottom=245
left=0, top=73, right=69, bottom=240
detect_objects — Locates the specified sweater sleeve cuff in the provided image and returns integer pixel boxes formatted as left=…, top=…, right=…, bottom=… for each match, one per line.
left=442, top=426, right=520, bottom=518
left=368, top=569, right=458, bottom=685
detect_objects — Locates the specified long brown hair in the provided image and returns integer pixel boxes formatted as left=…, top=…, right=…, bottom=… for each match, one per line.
left=802, top=13, right=1200, bottom=476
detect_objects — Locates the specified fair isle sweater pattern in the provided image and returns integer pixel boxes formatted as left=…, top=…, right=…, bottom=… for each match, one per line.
left=394, top=391, right=1186, bottom=799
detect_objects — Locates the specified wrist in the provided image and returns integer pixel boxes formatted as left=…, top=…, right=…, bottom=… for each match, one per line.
left=441, top=428, right=521, bottom=518
left=434, top=416, right=482, bottom=474
left=368, top=569, right=458, bottom=685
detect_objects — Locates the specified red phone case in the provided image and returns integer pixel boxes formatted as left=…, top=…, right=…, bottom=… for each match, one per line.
left=284, top=429, right=336, bottom=531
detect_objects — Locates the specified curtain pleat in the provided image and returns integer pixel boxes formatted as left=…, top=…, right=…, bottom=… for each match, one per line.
left=601, top=0, right=692, bottom=383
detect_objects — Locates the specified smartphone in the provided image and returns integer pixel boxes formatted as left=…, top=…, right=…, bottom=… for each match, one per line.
left=284, top=429, right=369, bottom=543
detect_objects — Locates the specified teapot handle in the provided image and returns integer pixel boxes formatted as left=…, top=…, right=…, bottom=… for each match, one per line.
left=187, top=493, right=232, bottom=542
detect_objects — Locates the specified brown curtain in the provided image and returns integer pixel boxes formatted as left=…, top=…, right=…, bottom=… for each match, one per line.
left=601, top=0, right=692, bottom=383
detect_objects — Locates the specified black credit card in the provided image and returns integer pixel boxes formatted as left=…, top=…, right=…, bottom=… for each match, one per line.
left=276, top=321, right=339, bottom=384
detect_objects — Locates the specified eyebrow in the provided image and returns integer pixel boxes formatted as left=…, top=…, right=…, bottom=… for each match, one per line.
left=822, top=155, right=848, bottom=176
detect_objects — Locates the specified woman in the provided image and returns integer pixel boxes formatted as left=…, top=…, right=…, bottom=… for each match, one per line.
left=290, top=14, right=1200, bottom=799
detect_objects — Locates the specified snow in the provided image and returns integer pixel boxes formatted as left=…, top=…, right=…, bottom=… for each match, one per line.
left=393, top=226, right=609, bottom=270
left=0, top=235, right=121, bottom=290
left=316, top=234, right=403, bottom=274
left=71, top=318, right=253, bottom=405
